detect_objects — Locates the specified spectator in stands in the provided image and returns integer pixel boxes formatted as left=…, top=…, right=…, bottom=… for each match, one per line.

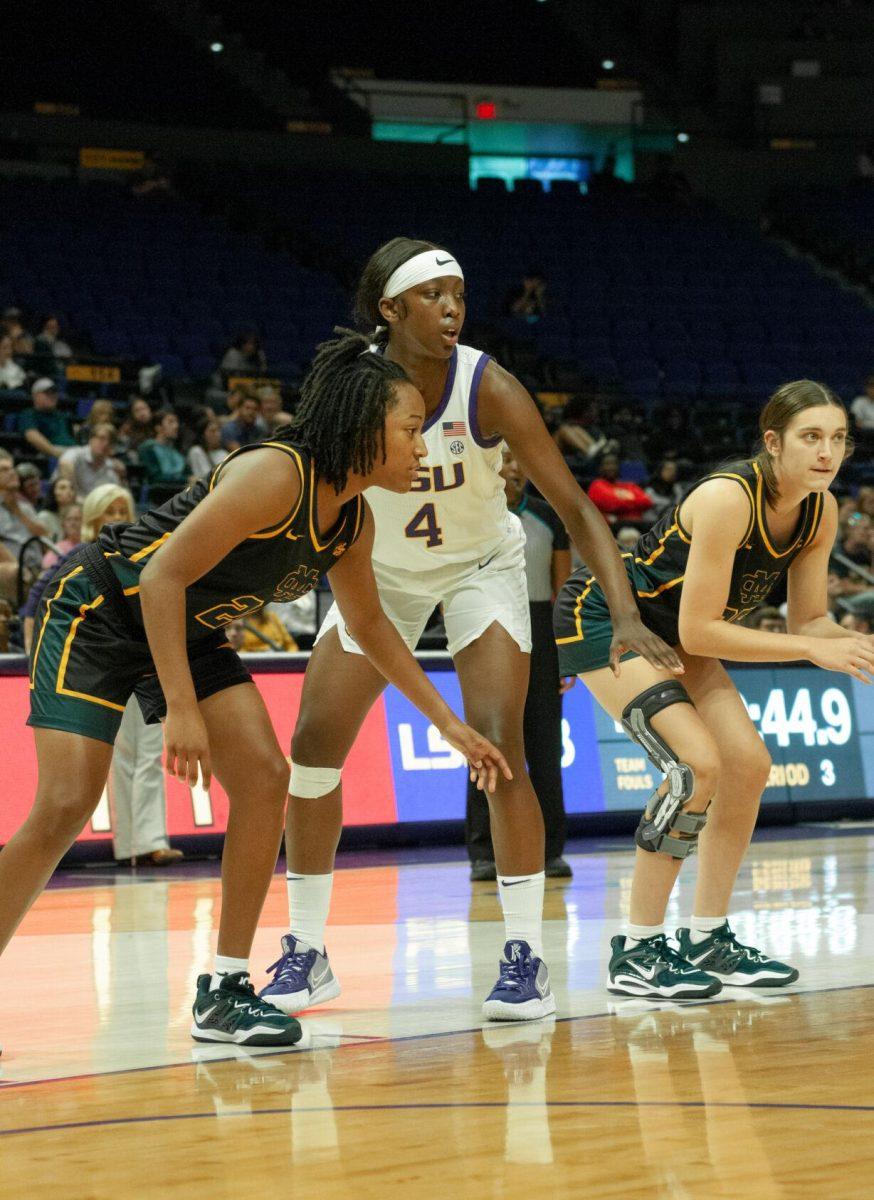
left=77, top=399, right=117, bottom=445
left=838, top=592, right=874, bottom=634
left=606, top=403, right=647, bottom=461
left=239, top=606, right=298, bottom=652
left=257, top=385, right=293, bottom=434
left=138, top=408, right=187, bottom=493
left=42, top=503, right=82, bottom=570
left=645, top=405, right=697, bottom=470
left=118, top=396, right=154, bottom=459
left=225, top=617, right=245, bottom=651
left=850, top=375, right=874, bottom=436
left=835, top=512, right=872, bottom=573
left=0, top=334, right=27, bottom=397
left=745, top=605, right=787, bottom=634
left=32, top=314, right=73, bottom=373
left=0, top=451, right=47, bottom=588
left=187, top=414, right=228, bottom=478
left=58, top=423, right=127, bottom=498
left=645, top=459, right=685, bottom=515
left=15, top=463, right=44, bottom=510
left=615, top=525, right=640, bottom=552
left=504, top=266, right=547, bottom=322
left=855, top=486, right=874, bottom=520
left=217, top=331, right=267, bottom=380
left=553, top=395, right=614, bottom=473
left=587, top=452, right=654, bottom=525
left=2, top=308, right=33, bottom=355
left=17, top=379, right=75, bottom=460
left=21, top=484, right=134, bottom=652
left=221, top=391, right=266, bottom=451
left=36, top=475, right=76, bottom=541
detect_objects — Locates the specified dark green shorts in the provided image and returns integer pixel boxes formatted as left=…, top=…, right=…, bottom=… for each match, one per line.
left=28, top=560, right=252, bottom=745
left=554, top=572, right=640, bottom=676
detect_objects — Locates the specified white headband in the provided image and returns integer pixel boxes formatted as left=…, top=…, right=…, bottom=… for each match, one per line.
left=382, top=250, right=463, bottom=299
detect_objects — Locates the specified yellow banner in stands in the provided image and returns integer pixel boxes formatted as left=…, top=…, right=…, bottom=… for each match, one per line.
left=79, top=148, right=145, bottom=171
left=66, top=363, right=122, bottom=384
left=226, top=376, right=283, bottom=391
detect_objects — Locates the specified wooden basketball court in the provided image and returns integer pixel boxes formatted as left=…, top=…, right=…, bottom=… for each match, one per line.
left=2, top=829, right=873, bottom=1199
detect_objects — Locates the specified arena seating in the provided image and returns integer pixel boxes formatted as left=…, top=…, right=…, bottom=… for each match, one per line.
left=2, top=170, right=872, bottom=417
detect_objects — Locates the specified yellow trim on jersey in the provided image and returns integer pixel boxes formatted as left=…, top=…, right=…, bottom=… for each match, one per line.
left=123, top=586, right=140, bottom=596
left=55, top=593, right=126, bottom=712
left=636, top=574, right=685, bottom=600
left=555, top=576, right=595, bottom=644
left=247, top=444, right=306, bottom=539
left=130, top=532, right=172, bottom=562
left=752, top=463, right=809, bottom=559
left=29, top=565, right=84, bottom=689
left=209, top=441, right=306, bottom=540
left=706, top=471, right=756, bottom=548
left=802, top=491, right=824, bottom=548
left=308, top=459, right=347, bottom=552
left=634, top=522, right=679, bottom=568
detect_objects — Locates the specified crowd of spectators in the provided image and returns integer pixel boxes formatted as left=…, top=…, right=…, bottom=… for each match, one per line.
left=0, top=299, right=871, bottom=655
left=0, top=307, right=316, bottom=654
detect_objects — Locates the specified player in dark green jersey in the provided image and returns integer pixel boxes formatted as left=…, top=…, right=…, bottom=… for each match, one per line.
left=0, top=332, right=511, bottom=1049
left=555, top=380, right=874, bottom=999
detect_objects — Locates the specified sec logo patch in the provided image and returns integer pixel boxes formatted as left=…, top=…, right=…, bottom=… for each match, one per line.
left=449, top=439, right=465, bottom=456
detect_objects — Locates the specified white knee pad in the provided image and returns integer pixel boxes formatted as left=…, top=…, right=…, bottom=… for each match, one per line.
left=289, top=762, right=342, bottom=799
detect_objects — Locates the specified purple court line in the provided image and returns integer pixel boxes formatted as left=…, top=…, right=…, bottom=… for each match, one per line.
left=4, top=1096, right=874, bottom=1139
left=1, top=979, right=873, bottom=1092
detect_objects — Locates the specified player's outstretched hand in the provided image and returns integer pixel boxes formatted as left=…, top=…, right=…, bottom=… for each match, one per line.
left=164, top=705, right=213, bottom=789
left=440, top=717, right=513, bottom=794
left=609, top=614, right=684, bottom=677
left=809, top=636, right=874, bottom=683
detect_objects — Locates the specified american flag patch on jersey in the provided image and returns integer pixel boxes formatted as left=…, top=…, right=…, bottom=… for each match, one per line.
left=442, top=421, right=467, bottom=437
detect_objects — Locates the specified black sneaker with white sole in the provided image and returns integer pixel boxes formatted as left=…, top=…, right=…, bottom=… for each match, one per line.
left=676, top=923, right=799, bottom=987
left=608, top=934, right=722, bottom=999
left=191, top=972, right=304, bottom=1045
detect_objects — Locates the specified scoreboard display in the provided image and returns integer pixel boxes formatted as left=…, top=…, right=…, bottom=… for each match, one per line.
left=589, top=668, right=871, bottom=811
left=0, top=659, right=871, bottom=844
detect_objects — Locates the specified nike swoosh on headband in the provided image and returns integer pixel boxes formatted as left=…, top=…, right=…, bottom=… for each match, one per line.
left=435, top=256, right=454, bottom=265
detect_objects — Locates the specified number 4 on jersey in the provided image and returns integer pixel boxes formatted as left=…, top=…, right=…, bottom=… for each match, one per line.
left=405, top=503, right=443, bottom=548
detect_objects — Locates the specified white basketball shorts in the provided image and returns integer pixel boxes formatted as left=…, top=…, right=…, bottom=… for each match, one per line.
left=316, top=536, right=532, bottom=658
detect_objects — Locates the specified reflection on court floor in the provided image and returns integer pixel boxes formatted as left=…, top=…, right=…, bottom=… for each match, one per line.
left=2, top=830, right=874, bottom=1198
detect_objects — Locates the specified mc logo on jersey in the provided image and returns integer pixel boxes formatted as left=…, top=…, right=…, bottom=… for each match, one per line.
left=410, top=463, right=466, bottom=493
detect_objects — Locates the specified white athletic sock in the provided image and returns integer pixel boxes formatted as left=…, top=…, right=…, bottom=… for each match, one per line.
left=497, top=871, right=545, bottom=958
left=287, top=871, right=334, bottom=954
left=625, top=922, right=665, bottom=946
left=689, top=915, right=727, bottom=944
left=211, top=954, right=249, bottom=991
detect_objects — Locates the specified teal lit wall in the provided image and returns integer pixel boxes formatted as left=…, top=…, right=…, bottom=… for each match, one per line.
left=372, top=120, right=651, bottom=189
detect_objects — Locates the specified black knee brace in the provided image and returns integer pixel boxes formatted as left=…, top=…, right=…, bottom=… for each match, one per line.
left=621, top=680, right=707, bottom=860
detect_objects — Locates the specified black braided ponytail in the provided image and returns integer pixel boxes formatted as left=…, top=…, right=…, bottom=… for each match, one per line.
left=284, top=329, right=409, bottom=493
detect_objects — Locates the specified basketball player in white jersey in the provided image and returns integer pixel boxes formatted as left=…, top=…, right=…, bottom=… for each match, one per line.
left=261, top=238, right=682, bottom=1020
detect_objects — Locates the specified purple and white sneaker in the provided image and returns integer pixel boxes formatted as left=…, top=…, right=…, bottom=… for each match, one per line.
left=259, top=934, right=341, bottom=1014
left=482, top=940, right=556, bottom=1022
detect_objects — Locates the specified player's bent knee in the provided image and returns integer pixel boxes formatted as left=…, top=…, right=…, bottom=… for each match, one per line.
left=289, top=761, right=342, bottom=799
left=621, top=680, right=709, bottom=860
left=290, top=716, right=342, bottom=766
left=31, top=791, right=98, bottom=841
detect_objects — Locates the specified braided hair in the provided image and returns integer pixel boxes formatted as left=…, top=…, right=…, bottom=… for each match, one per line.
left=354, top=236, right=444, bottom=348
left=285, top=329, right=409, bottom=493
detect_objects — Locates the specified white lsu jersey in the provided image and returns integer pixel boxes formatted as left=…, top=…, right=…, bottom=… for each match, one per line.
left=367, top=344, right=523, bottom=570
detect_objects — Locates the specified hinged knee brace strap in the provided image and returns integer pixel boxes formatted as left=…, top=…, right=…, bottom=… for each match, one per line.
left=621, top=680, right=707, bottom=860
